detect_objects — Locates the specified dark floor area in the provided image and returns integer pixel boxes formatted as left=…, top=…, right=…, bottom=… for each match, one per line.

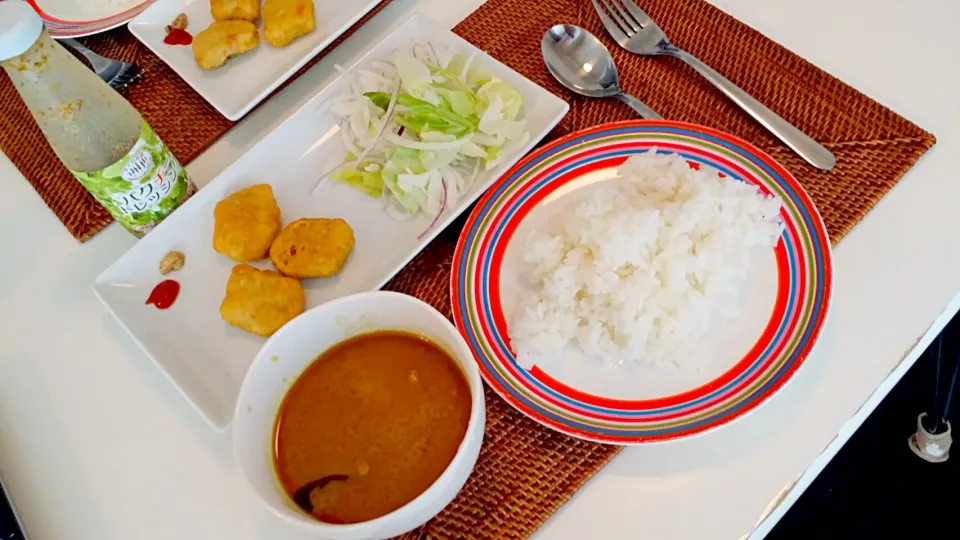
left=768, top=311, right=960, bottom=539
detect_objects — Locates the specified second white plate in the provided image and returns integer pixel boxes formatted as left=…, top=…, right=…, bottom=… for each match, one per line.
left=95, top=13, right=569, bottom=431
left=129, top=0, right=382, bottom=120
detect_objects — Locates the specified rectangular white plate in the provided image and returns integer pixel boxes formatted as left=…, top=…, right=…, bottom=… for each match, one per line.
left=128, top=0, right=382, bottom=120
left=95, top=13, right=569, bottom=431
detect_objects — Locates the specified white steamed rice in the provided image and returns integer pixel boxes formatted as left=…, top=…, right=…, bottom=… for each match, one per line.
left=508, top=150, right=784, bottom=370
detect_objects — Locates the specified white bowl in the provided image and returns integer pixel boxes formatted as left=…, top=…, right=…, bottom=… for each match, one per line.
left=232, top=291, right=485, bottom=539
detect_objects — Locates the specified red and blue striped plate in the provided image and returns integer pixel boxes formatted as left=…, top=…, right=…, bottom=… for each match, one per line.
left=451, top=120, right=833, bottom=444
left=27, top=0, right=153, bottom=38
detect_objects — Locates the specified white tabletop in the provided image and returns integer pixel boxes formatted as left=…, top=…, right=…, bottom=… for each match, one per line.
left=2, top=0, right=958, bottom=538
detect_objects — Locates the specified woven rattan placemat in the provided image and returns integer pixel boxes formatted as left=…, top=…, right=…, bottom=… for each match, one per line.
left=1, top=0, right=936, bottom=536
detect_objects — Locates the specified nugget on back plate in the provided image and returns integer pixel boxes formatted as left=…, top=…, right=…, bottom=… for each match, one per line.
left=262, top=0, right=315, bottom=48
left=269, top=218, right=354, bottom=278
left=213, top=184, right=281, bottom=262
left=220, top=264, right=305, bottom=337
left=192, top=20, right=259, bottom=70
left=211, top=0, right=259, bottom=21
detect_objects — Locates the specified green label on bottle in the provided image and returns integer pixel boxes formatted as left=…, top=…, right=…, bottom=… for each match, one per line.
left=71, top=120, right=196, bottom=238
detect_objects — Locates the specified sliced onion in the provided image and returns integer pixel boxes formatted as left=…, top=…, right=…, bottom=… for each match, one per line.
left=335, top=64, right=362, bottom=95
left=467, top=158, right=482, bottom=188
left=352, top=83, right=400, bottom=164
left=417, top=177, right=448, bottom=240
left=316, top=95, right=352, bottom=117
left=350, top=104, right=370, bottom=145
left=460, top=51, right=477, bottom=83
left=412, top=42, right=436, bottom=64
left=312, top=84, right=399, bottom=192
left=472, top=132, right=506, bottom=147
left=475, top=78, right=501, bottom=96
left=371, top=60, right=398, bottom=75
left=449, top=159, right=480, bottom=196
left=385, top=132, right=472, bottom=150
left=440, top=167, right=459, bottom=208
left=358, top=69, right=397, bottom=89
left=485, top=131, right=530, bottom=171
left=384, top=194, right=418, bottom=221
left=339, top=120, right=363, bottom=156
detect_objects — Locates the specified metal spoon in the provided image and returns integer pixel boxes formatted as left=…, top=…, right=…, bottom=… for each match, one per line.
left=542, top=24, right=661, bottom=120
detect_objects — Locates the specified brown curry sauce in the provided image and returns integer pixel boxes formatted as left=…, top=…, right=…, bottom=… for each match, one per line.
left=273, top=330, right=471, bottom=524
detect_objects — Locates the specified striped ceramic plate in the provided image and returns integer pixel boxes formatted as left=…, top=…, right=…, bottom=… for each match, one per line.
left=451, top=120, right=833, bottom=444
left=28, top=0, right=153, bottom=38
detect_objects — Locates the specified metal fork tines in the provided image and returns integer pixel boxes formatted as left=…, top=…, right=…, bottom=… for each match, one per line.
left=61, top=38, right=141, bottom=91
left=591, top=0, right=836, bottom=171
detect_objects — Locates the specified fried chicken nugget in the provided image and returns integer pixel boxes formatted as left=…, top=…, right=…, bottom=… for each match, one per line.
left=220, top=264, right=305, bottom=337
left=269, top=218, right=354, bottom=278
left=211, top=0, right=259, bottom=21
left=262, top=0, right=315, bottom=48
left=213, top=184, right=281, bottom=262
left=192, top=20, right=259, bottom=70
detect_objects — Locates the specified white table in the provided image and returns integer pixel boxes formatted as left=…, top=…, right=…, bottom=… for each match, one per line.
left=2, top=0, right=958, bottom=538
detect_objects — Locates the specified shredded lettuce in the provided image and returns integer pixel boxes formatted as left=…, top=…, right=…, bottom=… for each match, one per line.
left=325, top=41, right=530, bottom=228
left=382, top=148, right=425, bottom=212
left=393, top=54, right=438, bottom=104
left=436, top=87, right=478, bottom=118
left=365, top=91, right=477, bottom=136
left=477, top=80, right=523, bottom=119
left=332, top=165, right=383, bottom=197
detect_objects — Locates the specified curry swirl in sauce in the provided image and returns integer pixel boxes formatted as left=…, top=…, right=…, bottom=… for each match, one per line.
left=273, top=330, right=471, bottom=524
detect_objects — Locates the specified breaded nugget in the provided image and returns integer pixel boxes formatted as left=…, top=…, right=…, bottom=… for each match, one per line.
left=220, top=264, right=305, bottom=337
left=211, top=0, right=259, bottom=21
left=192, top=20, right=259, bottom=70
left=262, top=0, right=315, bottom=48
left=213, top=184, right=281, bottom=262
left=269, top=218, right=354, bottom=278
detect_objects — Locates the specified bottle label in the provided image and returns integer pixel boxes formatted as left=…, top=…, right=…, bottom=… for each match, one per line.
left=71, top=120, right=196, bottom=238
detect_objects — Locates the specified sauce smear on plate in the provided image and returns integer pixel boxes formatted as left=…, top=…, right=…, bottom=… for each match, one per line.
left=163, top=28, right=193, bottom=46
left=273, top=330, right=471, bottom=523
left=145, top=279, right=180, bottom=309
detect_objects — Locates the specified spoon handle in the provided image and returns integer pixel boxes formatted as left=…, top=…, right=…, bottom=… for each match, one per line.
left=616, top=93, right=662, bottom=120
left=662, top=47, right=835, bottom=171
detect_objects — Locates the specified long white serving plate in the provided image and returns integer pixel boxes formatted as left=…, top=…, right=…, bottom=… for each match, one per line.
left=129, top=0, right=382, bottom=120
left=94, top=13, right=569, bottom=431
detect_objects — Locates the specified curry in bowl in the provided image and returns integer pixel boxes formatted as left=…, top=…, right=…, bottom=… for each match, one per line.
left=272, top=330, right=472, bottom=524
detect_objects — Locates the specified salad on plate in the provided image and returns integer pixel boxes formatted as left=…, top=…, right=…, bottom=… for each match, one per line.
left=321, top=42, right=530, bottom=235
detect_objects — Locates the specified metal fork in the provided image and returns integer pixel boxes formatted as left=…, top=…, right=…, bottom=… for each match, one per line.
left=61, top=38, right=141, bottom=91
left=591, top=0, right=836, bottom=171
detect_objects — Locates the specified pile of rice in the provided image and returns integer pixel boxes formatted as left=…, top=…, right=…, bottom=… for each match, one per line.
left=508, top=150, right=783, bottom=370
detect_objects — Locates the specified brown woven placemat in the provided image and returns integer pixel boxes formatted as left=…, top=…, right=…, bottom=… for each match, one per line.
left=1, top=0, right=936, bottom=536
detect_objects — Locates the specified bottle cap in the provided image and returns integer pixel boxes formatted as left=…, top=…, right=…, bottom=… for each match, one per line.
left=0, top=1, right=44, bottom=62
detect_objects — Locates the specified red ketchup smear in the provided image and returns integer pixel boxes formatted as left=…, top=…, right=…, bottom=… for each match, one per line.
left=146, top=279, right=180, bottom=310
left=164, top=28, right=193, bottom=46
